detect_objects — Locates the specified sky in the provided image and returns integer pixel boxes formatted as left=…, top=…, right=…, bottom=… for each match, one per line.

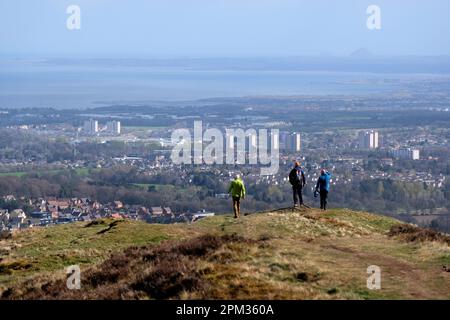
left=1, top=0, right=450, bottom=58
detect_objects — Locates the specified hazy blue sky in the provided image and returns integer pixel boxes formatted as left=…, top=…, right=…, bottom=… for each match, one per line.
left=1, top=0, right=450, bottom=57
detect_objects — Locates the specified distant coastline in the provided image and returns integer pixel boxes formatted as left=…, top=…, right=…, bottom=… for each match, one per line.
left=1, top=56, right=450, bottom=109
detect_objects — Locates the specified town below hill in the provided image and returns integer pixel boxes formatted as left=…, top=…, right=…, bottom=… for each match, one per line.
left=0, top=195, right=215, bottom=236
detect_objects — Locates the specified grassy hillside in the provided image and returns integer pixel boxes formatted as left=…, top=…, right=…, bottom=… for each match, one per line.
left=0, top=208, right=449, bottom=299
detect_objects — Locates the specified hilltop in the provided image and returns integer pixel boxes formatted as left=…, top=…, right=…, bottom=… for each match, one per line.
left=0, top=208, right=449, bottom=299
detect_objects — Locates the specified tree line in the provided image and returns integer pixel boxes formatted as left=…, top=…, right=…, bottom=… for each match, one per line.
left=0, top=167, right=448, bottom=218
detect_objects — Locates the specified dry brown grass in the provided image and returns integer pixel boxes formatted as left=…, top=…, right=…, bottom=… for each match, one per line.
left=388, top=224, right=450, bottom=245
left=1, top=209, right=449, bottom=300
left=1, top=234, right=253, bottom=300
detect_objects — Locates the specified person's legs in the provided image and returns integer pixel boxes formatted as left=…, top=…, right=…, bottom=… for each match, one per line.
left=292, top=186, right=299, bottom=206
left=320, top=191, right=328, bottom=210
left=233, top=196, right=241, bottom=218
left=319, top=191, right=324, bottom=209
left=298, top=186, right=304, bottom=206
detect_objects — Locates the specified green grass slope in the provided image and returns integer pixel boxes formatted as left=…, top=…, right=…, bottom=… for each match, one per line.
left=0, top=208, right=449, bottom=299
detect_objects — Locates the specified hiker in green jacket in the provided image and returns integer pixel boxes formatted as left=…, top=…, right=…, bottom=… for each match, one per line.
left=228, top=174, right=246, bottom=218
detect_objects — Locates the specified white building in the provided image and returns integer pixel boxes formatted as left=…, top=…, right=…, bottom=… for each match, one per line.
left=107, top=121, right=121, bottom=135
left=83, top=119, right=99, bottom=134
left=192, top=210, right=215, bottom=222
left=284, top=132, right=301, bottom=153
left=358, top=130, right=379, bottom=149
left=269, top=131, right=279, bottom=151
left=390, top=148, right=420, bottom=160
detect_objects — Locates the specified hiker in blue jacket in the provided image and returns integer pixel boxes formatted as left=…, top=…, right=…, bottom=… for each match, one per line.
left=315, top=169, right=331, bottom=210
left=289, top=161, right=306, bottom=207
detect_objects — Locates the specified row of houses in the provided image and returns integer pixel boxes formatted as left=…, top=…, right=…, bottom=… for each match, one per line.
left=0, top=209, right=27, bottom=230
left=0, top=195, right=215, bottom=231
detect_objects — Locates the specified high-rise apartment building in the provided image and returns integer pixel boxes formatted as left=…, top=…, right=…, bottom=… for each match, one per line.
left=358, top=130, right=379, bottom=149
left=83, top=119, right=98, bottom=134
left=107, top=121, right=121, bottom=135
left=390, top=148, right=420, bottom=160
left=280, top=132, right=301, bottom=153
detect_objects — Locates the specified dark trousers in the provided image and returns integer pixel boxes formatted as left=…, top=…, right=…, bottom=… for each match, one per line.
left=320, top=190, right=328, bottom=210
left=232, top=196, right=241, bottom=217
left=292, top=185, right=304, bottom=206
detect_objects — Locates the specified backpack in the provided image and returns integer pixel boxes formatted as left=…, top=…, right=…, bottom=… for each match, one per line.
left=289, top=168, right=299, bottom=186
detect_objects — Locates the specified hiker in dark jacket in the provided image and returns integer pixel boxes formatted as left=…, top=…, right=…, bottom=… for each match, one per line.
left=315, top=169, right=331, bottom=210
left=289, top=161, right=306, bottom=207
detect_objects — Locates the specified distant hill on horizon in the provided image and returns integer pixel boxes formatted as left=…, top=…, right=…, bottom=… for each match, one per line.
left=350, top=48, right=374, bottom=58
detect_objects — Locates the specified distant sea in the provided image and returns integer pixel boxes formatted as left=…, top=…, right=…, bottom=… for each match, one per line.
left=1, top=57, right=450, bottom=109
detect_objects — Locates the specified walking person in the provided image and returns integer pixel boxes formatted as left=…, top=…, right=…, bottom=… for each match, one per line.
left=289, top=161, right=306, bottom=207
left=315, top=169, right=331, bottom=210
left=228, top=174, right=246, bottom=218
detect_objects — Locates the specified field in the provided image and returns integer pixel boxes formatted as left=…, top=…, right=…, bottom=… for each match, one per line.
left=0, top=168, right=99, bottom=178
left=0, top=172, right=28, bottom=177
